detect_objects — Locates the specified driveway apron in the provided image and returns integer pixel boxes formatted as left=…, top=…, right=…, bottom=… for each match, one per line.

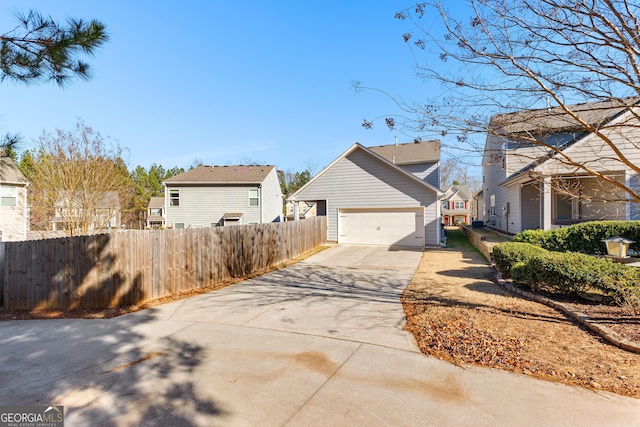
left=1, top=245, right=639, bottom=426
left=164, top=244, right=422, bottom=351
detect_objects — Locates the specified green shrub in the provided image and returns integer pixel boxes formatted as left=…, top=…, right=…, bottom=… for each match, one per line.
left=493, top=242, right=547, bottom=278
left=509, top=251, right=640, bottom=312
left=511, top=251, right=601, bottom=295
left=598, top=264, right=640, bottom=314
left=513, top=221, right=640, bottom=254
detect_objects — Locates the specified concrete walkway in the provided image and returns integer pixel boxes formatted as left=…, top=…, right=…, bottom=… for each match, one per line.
left=1, top=245, right=639, bottom=426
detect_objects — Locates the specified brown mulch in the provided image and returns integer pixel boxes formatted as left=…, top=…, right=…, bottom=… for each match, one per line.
left=402, top=231, right=640, bottom=399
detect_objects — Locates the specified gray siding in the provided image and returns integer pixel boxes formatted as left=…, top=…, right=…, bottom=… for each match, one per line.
left=399, top=161, right=440, bottom=188
left=165, top=184, right=263, bottom=227
left=482, top=134, right=509, bottom=231
left=293, top=148, right=439, bottom=245
left=261, top=168, right=284, bottom=222
left=631, top=173, right=640, bottom=220
left=520, top=182, right=540, bottom=230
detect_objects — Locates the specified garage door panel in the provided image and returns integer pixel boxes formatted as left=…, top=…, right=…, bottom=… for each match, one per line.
left=339, top=208, right=424, bottom=247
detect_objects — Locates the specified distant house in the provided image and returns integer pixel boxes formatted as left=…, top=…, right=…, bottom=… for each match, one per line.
left=51, top=191, right=121, bottom=234
left=284, top=200, right=316, bottom=221
left=288, top=141, right=442, bottom=247
left=0, top=156, right=29, bottom=242
left=146, top=196, right=165, bottom=228
left=441, top=184, right=472, bottom=226
left=481, top=99, right=640, bottom=234
left=162, top=165, right=283, bottom=228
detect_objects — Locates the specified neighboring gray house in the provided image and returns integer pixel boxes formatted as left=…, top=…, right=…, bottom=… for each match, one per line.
left=441, top=184, right=472, bottom=226
left=287, top=141, right=442, bottom=247
left=163, top=165, right=283, bottom=228
left=481, top=99, right=640, bottom=234
left=368, top=140, right=441, bottom=188
left=0, top=156, right=29, bottom=242
left=146, top=196, right=165, bottom=228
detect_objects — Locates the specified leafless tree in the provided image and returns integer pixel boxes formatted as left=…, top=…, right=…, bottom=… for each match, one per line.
left=27, top=120, right=133, bottom=236
left=359, top=0, right=640, bottom=202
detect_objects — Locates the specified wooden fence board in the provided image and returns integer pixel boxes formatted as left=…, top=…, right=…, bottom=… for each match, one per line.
left=1, top=217, right=326, bottom=310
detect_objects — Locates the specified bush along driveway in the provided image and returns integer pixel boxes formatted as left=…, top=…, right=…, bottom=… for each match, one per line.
left=402, top=230, right=640, bottom=399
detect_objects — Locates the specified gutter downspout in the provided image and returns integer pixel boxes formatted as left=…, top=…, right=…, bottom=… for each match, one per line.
left=259, top=184, right=263, bottom=223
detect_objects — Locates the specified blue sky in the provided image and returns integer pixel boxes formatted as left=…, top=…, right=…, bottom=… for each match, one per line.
left=0, top=1, right=474, bottom=174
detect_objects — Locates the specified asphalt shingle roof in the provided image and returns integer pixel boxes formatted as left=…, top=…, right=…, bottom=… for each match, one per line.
left=368, top=140, right=441, bottom=164
left=148, top=197, right=164, bottom=209
left=491, top=98, right=638, bottom=134
left=164, top=165, right=274, bottom=184
left=0, top=156, right=28, bottom=184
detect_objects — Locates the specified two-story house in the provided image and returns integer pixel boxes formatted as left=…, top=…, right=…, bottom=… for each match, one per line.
left=146, top=197, right=165, bottom=228
left=0, top=156, right=29, bottom=241
left=481, top=99, right=640, bottom=234
left=287, top=141, right=442, bottom=247
left=162, top=165, right=283, bottom=228
left=441, top=184, right=472, bottom=226
left=51, top=191, right=121, bottom=235
left=284, top=200, right=316, bottom=221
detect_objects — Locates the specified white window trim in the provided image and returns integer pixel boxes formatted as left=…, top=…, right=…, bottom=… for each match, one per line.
left=249, top=188, right=259, bottom=207
left=169, top=189, right=180, bottom=207
left=174, top=222, right=185, bottom=229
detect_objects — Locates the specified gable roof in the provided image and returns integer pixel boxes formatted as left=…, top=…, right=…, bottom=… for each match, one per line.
left=164, top=165, right=274, bottom=185
left=492, top=98, right=640, bottom=185
left=443, top=184, right=471, bottom=201
left=288, top=143, right=442, bottom=201
left=368, top=140, right=440, bottom=165
left=0, top=156, right=28, bottom=185
left=490, top=98, right=638, bottom=135
left=148, top=196, right=164, bottom=209
left=54, top=191, right=121, bottom=208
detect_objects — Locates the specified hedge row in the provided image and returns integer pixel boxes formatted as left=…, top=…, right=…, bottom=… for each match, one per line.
left=493, top=242, right=640, bottom=313
left=513, top=221, right=640, bottom=254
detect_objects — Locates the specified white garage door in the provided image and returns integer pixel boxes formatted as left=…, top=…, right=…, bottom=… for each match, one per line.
left=339, top=208, right=425, bottom=247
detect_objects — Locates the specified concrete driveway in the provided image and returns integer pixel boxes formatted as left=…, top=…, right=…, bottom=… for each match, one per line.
left=1, top=245, right=639, bottom=426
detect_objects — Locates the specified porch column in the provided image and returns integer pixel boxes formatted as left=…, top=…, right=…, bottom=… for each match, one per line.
left=540, top=176, right=552, bottom=230
left=293, top=201, right=300, bottom=221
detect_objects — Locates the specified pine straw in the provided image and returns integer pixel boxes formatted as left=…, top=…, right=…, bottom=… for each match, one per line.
left=402, top=232, right=640, bottom=398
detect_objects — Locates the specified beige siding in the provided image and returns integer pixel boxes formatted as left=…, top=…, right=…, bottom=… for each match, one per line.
left=0, top=184, right=28, bottom=241
left=293, top=148, right=439, bottom=245
left=537, top=118, right=640, bottom=175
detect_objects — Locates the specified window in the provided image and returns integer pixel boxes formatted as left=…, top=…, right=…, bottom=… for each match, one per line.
left=150, top=208, right=162, bottom=216
left=174, top=222, right=184, bottom=229
left=454, top=201, right=465, bottom=210
left=1, top=186, right=17, bottom=207
left=249, top=188, right=259, bottom=206
left=170, top=189, right=180, bottom=206
left=442, top=202, right=448, bottom=210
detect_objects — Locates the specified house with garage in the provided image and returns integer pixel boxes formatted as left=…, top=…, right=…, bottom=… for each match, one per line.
left=441, top=184, right=472, bottom=226
left=146, top=196, right=165, bottom=228
left=0, top=156, right=29, bottom=241
left=481, top=98, right=640, bottom=234
left=163, top=165, right=283, bottom=228
left=287, top=141, right=443, bottom=247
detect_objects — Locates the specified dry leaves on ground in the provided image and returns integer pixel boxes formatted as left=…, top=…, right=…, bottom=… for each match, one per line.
left=402, top=231, right=640, bottom=398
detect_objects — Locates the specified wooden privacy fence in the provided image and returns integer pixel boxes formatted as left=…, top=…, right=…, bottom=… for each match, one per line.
left=0, top=216, right=326, bottom=310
